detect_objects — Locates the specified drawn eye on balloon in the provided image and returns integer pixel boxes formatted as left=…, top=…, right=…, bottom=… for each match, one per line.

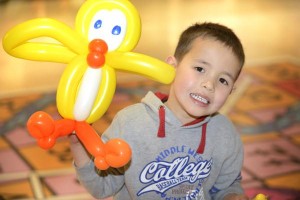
left=89, top=10, right=127, bottom=50
left=2, top=0, right=175, bottom=170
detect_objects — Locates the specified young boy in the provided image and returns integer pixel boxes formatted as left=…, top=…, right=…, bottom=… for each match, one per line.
left=69, top=22, right=249, bottom=200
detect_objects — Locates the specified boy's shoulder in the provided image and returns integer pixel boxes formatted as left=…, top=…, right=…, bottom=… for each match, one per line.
left=115, top=102, right=147, bottom=120
left=209, top=113, right=239, bottom=138
left=210, top=112, right=233, bottom=125
left=115, top=91, right=161, bottom=120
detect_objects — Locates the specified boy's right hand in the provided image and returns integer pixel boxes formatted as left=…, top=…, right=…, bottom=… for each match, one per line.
left=69, top=133, right=92, bottom=168
left=69, top=133, right=81, bottom=144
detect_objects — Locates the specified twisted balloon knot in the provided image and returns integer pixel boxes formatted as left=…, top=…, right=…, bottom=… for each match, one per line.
left=87, top=39, right=108, bottom=68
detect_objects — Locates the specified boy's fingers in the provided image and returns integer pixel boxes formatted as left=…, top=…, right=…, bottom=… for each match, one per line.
left=68, top=133, right=80, bottom=143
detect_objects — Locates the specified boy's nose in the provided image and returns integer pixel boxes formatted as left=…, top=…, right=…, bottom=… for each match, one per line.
left=201, top=80, right=214, bottom=92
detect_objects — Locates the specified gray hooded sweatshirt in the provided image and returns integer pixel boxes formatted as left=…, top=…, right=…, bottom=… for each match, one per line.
left=75, top=91, right=244, bottom=200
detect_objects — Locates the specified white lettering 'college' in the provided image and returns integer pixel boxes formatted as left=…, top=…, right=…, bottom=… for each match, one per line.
left=137, top=156, right=212, bottom=196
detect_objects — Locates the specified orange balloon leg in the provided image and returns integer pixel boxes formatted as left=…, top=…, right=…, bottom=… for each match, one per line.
left=75, top=121, right=132, bottom=170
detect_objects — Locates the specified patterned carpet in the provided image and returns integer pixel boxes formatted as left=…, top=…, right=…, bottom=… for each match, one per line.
left=0, top=62, right=299, bottom=200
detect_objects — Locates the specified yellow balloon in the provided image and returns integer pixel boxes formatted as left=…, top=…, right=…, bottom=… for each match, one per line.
left=87, top=66, right=116, bottom=123
left=57, top=55, right=87, bottom=119
left=3, top=18, right=86, bottom=63
left=254, top=194, right=267, bottom=200
left=107, top=51, right=175, bottom=84
left=76, top=0, right=141, bottom=51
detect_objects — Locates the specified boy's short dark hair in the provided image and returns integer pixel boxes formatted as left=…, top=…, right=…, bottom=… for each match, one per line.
left=174, top=22, right=245, bottom=68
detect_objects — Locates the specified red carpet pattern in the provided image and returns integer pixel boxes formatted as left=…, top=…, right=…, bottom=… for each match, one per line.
left=0, top=62, right=299, bottom=200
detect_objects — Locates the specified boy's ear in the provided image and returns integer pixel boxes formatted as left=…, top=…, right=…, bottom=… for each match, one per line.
left=230, top=86, right=237, bottom=94
left=166, top=56, right=177, bottom=67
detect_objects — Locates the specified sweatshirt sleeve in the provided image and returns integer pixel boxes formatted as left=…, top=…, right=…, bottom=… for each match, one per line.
left=210, top=120, right=245, bottom=200
left=74, top=114, right=126, bottom=199
left=75, top=160, right=125, bottom=199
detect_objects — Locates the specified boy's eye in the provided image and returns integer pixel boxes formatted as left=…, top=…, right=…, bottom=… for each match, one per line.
left=195, top=67, right=205, bottom=73
left=219, top=78, right=229, bottom=85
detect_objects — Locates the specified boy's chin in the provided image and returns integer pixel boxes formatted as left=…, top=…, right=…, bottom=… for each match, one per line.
left=187, top=110, right=211, bottom=119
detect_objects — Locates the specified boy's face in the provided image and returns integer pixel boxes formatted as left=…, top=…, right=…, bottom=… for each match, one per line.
left=166, top=37, right=241, bottom=124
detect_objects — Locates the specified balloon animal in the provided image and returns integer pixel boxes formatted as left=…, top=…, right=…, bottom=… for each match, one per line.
left=2, top=0, right=175, bottom=170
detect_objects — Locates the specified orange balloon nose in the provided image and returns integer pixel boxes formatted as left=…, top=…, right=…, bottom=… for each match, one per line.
left=87, top=39, right=108, bottom=68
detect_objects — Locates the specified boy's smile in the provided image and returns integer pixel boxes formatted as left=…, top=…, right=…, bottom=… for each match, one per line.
left=190, top=93, right=210, bottom=105
left=166, top=37, right=241, bottom=124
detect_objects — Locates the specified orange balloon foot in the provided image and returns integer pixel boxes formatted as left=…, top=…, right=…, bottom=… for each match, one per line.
left=75, top=121, right=132, bottom=170
left=27, top=111, right=75, bottom=149
left=93, top=139, right=132, bottom=170
left=27, top=111, right=56, bottom=149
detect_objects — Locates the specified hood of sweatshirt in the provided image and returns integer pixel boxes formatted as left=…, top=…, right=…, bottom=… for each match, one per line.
left=141, top=91, right=211, bottom=154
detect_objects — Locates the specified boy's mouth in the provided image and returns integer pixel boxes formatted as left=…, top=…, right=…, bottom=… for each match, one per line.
left=190, top=93, right=210, bottom=104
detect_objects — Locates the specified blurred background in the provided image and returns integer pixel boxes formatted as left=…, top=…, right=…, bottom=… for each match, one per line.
left=1, top=0, right=300, bottom=98
left=0, top=0, right=300, bottom=200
